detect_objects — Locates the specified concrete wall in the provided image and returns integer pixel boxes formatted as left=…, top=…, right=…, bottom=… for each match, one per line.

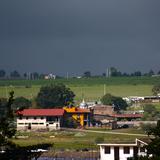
left=100, top=146, right=137, bottom=160
left=17, top=116, right=61, bottom=131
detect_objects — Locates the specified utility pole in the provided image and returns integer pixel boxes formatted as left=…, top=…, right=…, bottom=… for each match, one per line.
left=106, top=68, right=110, bottom=78
left=5, top=86, right=8, bottom=99
left=66, top=72, right=69, bottom=80
left=103, top=84, right=106, bottom=95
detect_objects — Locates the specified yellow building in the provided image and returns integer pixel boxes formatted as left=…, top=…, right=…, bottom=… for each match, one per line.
left=63, top=107, right=91, bottom=127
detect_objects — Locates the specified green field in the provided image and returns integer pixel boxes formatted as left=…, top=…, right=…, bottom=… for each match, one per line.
left=12, top=128, right=146, bottom=150
left=0, top=76, right=159, bottom=102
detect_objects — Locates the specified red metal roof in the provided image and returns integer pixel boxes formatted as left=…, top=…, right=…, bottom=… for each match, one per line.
left=17, top=109, right=64, bottom=116
left=112, top=114, right=143, bottom=118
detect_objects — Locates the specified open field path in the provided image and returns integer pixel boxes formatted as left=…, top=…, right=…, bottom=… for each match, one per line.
left=63, top=128, right=148, bottom=137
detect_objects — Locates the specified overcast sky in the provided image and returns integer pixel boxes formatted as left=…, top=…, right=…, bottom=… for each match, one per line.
left=0, top=0, right=160, bottom=76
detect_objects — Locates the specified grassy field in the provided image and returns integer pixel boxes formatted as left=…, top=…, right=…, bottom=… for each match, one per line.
left=12, top=128, right=146, bottom=150
left=0, top=76, right=158, bottom=102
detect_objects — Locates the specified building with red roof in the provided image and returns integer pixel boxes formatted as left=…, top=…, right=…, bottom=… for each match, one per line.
left=17, top=109, right=64, bottom=131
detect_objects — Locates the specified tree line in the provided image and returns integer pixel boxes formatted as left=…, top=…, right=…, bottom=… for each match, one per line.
left=0, top=67, right=160, bottom=79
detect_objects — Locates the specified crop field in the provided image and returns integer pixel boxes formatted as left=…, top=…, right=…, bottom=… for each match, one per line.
left=0, top=76, right=159, bottom=102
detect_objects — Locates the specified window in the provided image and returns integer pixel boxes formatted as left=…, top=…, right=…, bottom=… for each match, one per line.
left=41, top=117, right=44, bottom=120
left=104, top=146, right=110, bottom=154
left=32, top=123, right=38, bottom=125
left=140, top=147, right=145, bottom=152
left=26, top=117, right=28, bottom=120
left=34, top=117, right=37, bottom=120
left=18, top=123, right=24, bottom=125
left=19, top=117, right=22, bottom=120
left=39, top=123, right=44, bottom=125
left=124, top=147, right=130, bottom=154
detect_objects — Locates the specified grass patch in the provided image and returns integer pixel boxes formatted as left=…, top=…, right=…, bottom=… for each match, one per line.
left=12, top=129, right=146, bottom=150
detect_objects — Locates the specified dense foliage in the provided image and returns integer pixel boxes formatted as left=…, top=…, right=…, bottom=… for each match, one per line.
left=101, top=93, right=128, bottom=111
left=0, top=92, right=52, bottom=159
left=0, top=91, right=16, bottom=142
left=12, top=96, right=32, bottom=110
left=36, top=84, right=75, bottom=108
left=152, top=83, right=160, bottom=96
left=145, top=120, right=160, bottom=158
left=142, top=104, right=160, bottom=121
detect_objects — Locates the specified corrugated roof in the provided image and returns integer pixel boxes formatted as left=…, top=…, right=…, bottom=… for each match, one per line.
left=17, top=109, right=64, bottom=116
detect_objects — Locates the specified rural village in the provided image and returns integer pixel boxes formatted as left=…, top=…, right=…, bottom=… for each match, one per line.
left=1, top=76, right=160, bottom=160
left=1, top=1, right=160, bottom=160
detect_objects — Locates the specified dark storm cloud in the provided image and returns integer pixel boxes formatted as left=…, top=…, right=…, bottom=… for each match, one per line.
left=0, top=0, right=160, bottom=75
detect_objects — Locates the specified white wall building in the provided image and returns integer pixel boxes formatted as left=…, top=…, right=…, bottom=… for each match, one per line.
left=98, top=139, right=148, bottom=160
left=17, top=109, right=64, bottom=131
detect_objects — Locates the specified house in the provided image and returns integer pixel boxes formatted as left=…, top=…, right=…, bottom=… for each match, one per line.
left=98, top=139, right=148, bottom=160
left=93, top=104, right=114, bottom=116
left=63, top=107, right=91, bottom=127
left=17, top=109, right=64, bottom=131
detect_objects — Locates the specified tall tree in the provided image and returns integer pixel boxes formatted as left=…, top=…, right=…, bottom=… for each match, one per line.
left=110, top=67, right=121, bottom=77
left=101, top=93, right=128, bottom=111
left=36, top=84, right=75, bottom=108
left=0, top=70, right=6, bottom=78
left=146, top=120, right=160, bottom=158
left=83, top=71, right=91, bottom=78
left=0, top=92, right=52, bottom=159
left=10, top=70, right=20, bottom=78
left=12, top=96, right=32, bottom=110
left=0, top=91, right=16, bottom=147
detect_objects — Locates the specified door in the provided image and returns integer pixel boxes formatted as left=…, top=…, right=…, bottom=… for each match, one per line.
left=28, top=123, right=31, bottom=130
left=133, top=147, right=138, bottom=157
left=114, top=147, right=119, bottom=160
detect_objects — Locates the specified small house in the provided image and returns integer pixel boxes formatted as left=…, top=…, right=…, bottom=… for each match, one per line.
left=17, top=109, right=64, bottom=131
left=98, top=139, right=148, bottom=160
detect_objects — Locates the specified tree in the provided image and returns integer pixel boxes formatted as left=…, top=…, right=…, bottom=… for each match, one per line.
left=83, top=71, right=91, bottom=78
left=112, top=96, right=128, bottom=111
left=145, top=120, right=160, bottom=158
left=142, top=104, right=159, bottom=121
left=0, top=91, right=16, bottom=147
left=0, top=70, right=6, bottom=78
left=109, top=67, right=122, bottom=77
left=11, top=97, right=32, bottom=110
left=63, top=117, right=79, bottom=128
left=148, top=69, right=155, bottom=76
left=101, top=93, right=128, bottom=111
left=0, top=92, right=52, bottom=159
left=133, top=71, right=142, bottom=76
left=101, top=93, right=114, bottom=105
left=10, top=70, right=20, bottom=78
left=32, top=72, right=39, bottom=80
left=152, top=84, right=160, bottom=96
left=36, top=84, right=75, bottom=108
left=128, top=121, right=160, bottom=160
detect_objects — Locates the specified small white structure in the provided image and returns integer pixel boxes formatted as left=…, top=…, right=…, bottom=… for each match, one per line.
left=79, top=99, right=88, bottom=109
left=44, top=73, right=56, bottom=80
left=17, top=109, right=64, bottom=131
left=98, top=139, right=148, bottom=160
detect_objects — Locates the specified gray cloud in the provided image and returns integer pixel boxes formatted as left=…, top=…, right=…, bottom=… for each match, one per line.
left=0, top=0, right=160, bottom=75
